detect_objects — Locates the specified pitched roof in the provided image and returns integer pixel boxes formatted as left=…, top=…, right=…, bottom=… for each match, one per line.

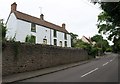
left=13, top=11, right=69, bottom=33
left=82, top=36, right=92, bottom=44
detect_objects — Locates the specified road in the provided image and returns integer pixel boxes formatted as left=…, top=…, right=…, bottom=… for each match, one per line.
left=20, top=53, right=119, bottom=82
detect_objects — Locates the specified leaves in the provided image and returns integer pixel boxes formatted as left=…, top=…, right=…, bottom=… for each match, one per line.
left=25, top=35, right=36, bottom=44
left=91, top=34, right=109, bottom=53
left=0, top=20, right=7, bottom=42
left=97, top=2, right=120, bottom=52
left=69, top=32, right=78, bottom=47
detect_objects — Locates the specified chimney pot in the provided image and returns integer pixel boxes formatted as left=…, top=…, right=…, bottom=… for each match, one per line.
left=11, top=2, right=17, bottom=12
left=62, top=23, right=65, bottom=28
left=40, top=14, right=44, bottom=20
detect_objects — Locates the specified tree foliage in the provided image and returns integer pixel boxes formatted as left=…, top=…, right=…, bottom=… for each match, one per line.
left=91, top=34, right=110, bottom=53
left=74, top=39, right=97, bottom=57
left=97, top=2, right=120, bottom=52
left=69, top=32, right=78, bottom=47
left=0, top=20, right=6, bottom=42
left=91, top=34, right=103, bottom=42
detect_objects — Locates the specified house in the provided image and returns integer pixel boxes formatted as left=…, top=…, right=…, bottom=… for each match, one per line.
left=81, top=36, right=96, bottom=46
left=6, top=2, right=71, bottom=47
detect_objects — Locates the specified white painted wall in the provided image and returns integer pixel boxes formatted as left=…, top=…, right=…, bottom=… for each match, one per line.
left=67, top=34, right=71, bottom=47
left=16, top=19, right=31, bottom=42
left=6, top=13, right=71, bottom=47
left=36, top=25, right=51, bottom=45
left=6, top=13, right=17, bottom=40
left=57, top=31, right=64, bottom=47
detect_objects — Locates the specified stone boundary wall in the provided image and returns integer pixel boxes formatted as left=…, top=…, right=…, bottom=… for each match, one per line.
left=2, top=42, right=88, bottom=76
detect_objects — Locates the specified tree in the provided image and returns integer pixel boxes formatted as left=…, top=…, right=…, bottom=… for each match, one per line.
left=91, top=34, right=110, bottom=54
left=75, top=39, right=97, bottom=58
left=0, top=19, right=6, bottom=42
left=69, top=32, right=78, bottom=47
left=91, top=34, right=103, bottom=42
left=96, top=2, right=120, bottom=52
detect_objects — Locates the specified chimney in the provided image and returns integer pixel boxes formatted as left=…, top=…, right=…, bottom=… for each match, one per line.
left=40, top=14, right=44, bottom=20
left=11, top=2, right=17, bottom=12
left=62, top=23, right=65, bottom=29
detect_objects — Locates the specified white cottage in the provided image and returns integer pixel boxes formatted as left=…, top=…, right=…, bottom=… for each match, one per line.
left=6, top=2, right=71, bottom=47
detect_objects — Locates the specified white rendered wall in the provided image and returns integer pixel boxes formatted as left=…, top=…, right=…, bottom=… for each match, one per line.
left=6, top=13, right=17, bottom=40
left=67, top=34, right=71, bottom=47
left=16, top=20, right=31, bottom=42
left=36, top=25, right=51, bottom=45
left=57, top=31, right=64, bottom=47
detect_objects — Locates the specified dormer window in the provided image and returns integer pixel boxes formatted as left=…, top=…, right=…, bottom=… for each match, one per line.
left=31, top=23, right=36, bottom=32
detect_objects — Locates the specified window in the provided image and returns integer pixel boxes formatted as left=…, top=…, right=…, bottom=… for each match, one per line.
left=53, top=30, right=57, bottom=37
left=65, top=41, right=67, bottom=47
left=43, top=39, right=47, bottom=44
left=31, top=23, right=36, bottom=32
left=54, top=39, right=57, bottom=46
left=59, top=41, right=62, bottom=47
left=64, top=33, right=67, bottom=40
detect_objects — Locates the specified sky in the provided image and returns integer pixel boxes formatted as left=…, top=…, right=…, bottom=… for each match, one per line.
left=0, top=0, right=113, bottom=44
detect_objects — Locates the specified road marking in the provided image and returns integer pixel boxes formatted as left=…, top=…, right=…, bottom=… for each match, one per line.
left=102, top=62, right=109, bottom=66
left=110, top=60, right=113, bottom=62
left=81, top=68, right=98, bottom=78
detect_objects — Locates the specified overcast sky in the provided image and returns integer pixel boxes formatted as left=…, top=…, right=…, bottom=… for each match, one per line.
left=1, top=0, right=113, bottom=44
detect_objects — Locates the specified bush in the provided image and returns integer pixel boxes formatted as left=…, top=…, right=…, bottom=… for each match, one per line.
left=89, top=47, right=98, bottom=58
left=0, top=22, right=7, bottom=42
left=106, top=47, right=112, bottom=52
left=25, top=35, right=36, bottom=44
left=74, top=39, right=98, bottom=57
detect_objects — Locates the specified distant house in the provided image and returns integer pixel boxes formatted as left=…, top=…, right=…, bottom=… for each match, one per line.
left=6, top=2, right=71, bottom=47
left=81, top=36, right=96, bottom=46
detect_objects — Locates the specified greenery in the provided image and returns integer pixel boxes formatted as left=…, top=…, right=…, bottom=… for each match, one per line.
left=70, top=32, right=111, bottom=57
left=91, top=34, right=110, bottom=54
left=96, top=2, right=120, bottom=53
left=76, top=39, right=98, bottom=57
left=0, top=20, right=7, bottom=42
left=69, top=32, right=78, bottom=47
left=25, top=35, right=36, bottom=44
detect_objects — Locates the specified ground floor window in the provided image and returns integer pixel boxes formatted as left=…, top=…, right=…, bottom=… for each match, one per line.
left=65, top=41, right=67, bottom=47
left=54, top=39, right=57, bottom=46
left=43, top=39, right=47, bottom=44
left=59, top=41, right=62, bottom=47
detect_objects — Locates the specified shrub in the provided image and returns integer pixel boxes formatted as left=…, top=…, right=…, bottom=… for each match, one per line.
left=25, top=35, right=36, bottom=44
left=0, top=21, right=6, bottom=42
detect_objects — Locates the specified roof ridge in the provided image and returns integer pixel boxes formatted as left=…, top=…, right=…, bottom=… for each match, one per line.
left=15, top=11, right=62, bottom=28
left=16, top=11, right=39, bottom=21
